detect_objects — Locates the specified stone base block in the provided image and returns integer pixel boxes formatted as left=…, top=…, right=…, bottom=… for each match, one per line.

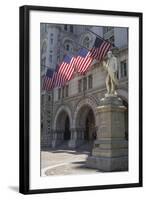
left=68, top=140, right=76, bottom=148
left=51, top=139, right=63, bottom=148
left=86, top=155, right=128, bottom=172
left=68, top=139, right=85, bottom=148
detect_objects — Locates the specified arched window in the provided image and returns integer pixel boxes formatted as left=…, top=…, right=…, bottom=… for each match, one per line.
left=66, top=44, right=70, bottom=51
left=64, top=40, right=73, bottom=53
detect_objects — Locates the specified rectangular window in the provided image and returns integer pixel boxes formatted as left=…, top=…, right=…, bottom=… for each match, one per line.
left=50, top=38, right=53, bottom=44
left=64, top=25, right=67, bottom=31
left=70, top=25, right=73, bottom=33
left=49, top=55, right=52, bottom=63
left=62, top=87, right=65, bottom=98
left=78, top=79, right=82, bottom=93
left=58, top=88, right=61, bottom=100
left=48, top=95, right=51, bottom=101
left=83, top=77, right=87, bottom=91
left=117, top=70, right=119, bottom=80
left=88, top=75, right=93, bottom=89
left=120, top=60, right=127, bottom=78
left=65, top=85, right=69, bottom=97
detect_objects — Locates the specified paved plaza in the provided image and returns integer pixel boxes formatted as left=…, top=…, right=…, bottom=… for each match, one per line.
left=41, top=147, right=99, bottom=176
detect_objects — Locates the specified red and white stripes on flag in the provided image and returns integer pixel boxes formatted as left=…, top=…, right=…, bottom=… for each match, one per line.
left=42, top=69, right=54, bottom=91
left=54, top=55, right=76, bottom=87
left=42, top=36, right=111, bottom=91
left=91, top=37, right=112, bottom=61
left=75, top=48, right=94, bottom=75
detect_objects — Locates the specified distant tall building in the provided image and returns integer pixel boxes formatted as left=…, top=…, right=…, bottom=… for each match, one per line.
left=40, top=24, right=128, bottom=149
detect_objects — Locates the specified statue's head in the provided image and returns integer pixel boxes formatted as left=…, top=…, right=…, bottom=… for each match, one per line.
left=107, top=50, right=112, bottom=58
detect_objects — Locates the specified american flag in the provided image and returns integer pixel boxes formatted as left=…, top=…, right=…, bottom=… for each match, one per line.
left=75, top=48, right=95, bottom=75
left=52, top=64, right=60, bottom=87
left=91, top=37, right=112, bottom=61
left=42, top=68, right=54, bottom=91
left=54, top=55, right=76, bottom=87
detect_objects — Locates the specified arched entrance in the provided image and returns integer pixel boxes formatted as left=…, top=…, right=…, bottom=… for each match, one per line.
left=55, top=110, right=71, bottom=140
left=53, top=105, right=72, bottom=147
left=75, top=105, right=96, bottom=141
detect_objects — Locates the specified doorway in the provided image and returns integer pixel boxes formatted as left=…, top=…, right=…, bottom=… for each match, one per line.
left=84, top=109, right=95, bottom=141
left=64, top=116, right=71, bottom=140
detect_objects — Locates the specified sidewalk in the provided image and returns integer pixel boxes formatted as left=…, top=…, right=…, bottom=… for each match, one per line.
left=41, top=148, right=99, bottom=176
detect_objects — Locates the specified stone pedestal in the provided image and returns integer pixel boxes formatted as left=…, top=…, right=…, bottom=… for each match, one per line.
left=86, top=95, right=128, bottom=171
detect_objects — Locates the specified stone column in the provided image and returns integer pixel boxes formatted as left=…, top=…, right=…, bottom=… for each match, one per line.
left=68, top=128, right=85, bottom=148
left=52, top=130, right=64, bottom=148
left=81, top=130, right=85, bottom=140
left=76, top=128, right=85, bottom=146
left=68, top=128, right=77, bottom=148
left=86, top=95, right=128, bottom=171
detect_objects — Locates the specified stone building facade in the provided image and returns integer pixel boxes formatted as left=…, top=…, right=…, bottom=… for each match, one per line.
left=41, top=24, right=128, bottom=149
